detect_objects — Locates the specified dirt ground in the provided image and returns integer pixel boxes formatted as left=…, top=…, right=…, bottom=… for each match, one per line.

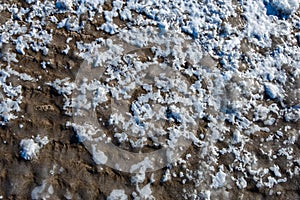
left=0, top=1, right=300, bottom=200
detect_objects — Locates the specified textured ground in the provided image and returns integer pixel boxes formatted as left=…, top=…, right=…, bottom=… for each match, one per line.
left=0, top=0, right=300, bottom=199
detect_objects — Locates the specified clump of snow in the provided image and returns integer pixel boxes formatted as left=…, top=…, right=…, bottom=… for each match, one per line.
left=31, top=180, right=54, bottom=200
left=212, top=166, right=227, bottom=189
left=92, top=144, right=108, bottom=165
left=66, top=122, right=100, bottom=143
left=0, top=64, right=34, bottom=125
left=57, top=16, right=84, bottom=32
left=270, top=164, right=282, bottom=177
left=133, top=183, right=155, bottom=200
left=284, top=107, right=300, bottom=122
left=130, top=157, right=153, bottom=184
left=264, top=82, right=284, bottom=100
left=47, top=78, right=75, bottom=96
left=56, top=0, right=73, bottom=11
left=26, top=0, right=36, bottom=4
left=107, top=189, right=128, bottom=200
left=236, top=177, right=247, bottom=189
left=161, top=169, right=171, bottom=182
left=264, top=0, right=300, bottom=19
left=102, top=23, right=117, bottom=34
left=19, top=135, right=49, bottom=160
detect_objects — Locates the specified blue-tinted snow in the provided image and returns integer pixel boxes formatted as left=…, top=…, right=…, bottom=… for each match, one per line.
left=19, top=136, right=49, bottom=160
left=264, top=0, right=299, bottom=19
